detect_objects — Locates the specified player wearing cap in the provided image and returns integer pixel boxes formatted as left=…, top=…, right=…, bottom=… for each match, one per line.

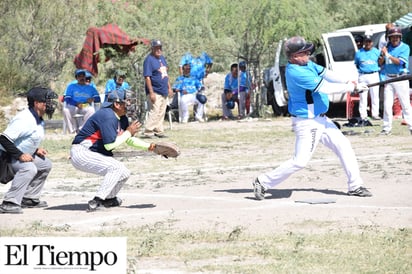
left=172, top=63, right=206, bottom=123
left=104, top=70, right=130, bottom=101
left=70, top=89, right=156, bottom=212
left=143, top=39, right=173, bottom=138
left=0, top=87, right=58, bottom=213
left=252, top=36, right=372, bottom=200
left=354, top=33, right=381, bottom=121
left=379, top=27, right=412, bottom=135
left=63, top=69, right=101, bottom=133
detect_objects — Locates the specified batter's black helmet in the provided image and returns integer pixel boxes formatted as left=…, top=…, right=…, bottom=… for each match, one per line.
left=284, top=36, right=314, bottom=58
left=387, top=27, right=402, bottom=38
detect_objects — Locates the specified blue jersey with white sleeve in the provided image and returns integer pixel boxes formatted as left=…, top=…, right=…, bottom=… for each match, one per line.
left=385, top=42, right=410, bottom=75
left=64, top=83, right=100, bottom=106
left=286, top=61, right=328, bottom=118
left=354, top=48, right=380, bottom=73
left=172, top=75, right=203, bottom=95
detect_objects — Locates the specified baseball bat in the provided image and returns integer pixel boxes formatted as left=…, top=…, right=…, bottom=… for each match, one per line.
left=367, top=74, right=412, bottom=88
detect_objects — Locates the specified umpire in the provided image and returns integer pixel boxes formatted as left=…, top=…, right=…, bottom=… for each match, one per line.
left=0, top=87, right=58, bottom=214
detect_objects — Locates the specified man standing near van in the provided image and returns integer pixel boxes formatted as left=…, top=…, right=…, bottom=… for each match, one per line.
left=252, top=36, right=372, bottom=200
left=355, top=33, right=381, bottom=121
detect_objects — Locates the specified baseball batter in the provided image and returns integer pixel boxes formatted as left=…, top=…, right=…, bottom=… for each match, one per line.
left=253, top=36, right=372, bottom=200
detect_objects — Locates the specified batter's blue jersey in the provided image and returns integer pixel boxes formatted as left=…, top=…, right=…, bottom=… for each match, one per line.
left=354, top=48, right=380, bottom=73
left=179, top=52, right=213, bottom=81
left=385, top=42, right=410, bottom=75
left=72, top=107, right=129, bottom=156
left=286, top=61, right=329, bottom=118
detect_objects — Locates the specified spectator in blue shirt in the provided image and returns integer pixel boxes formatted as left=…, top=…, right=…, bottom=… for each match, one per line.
left=104, top=70, right=130, bottom=101
left=63, top=69, right=101, bottom=134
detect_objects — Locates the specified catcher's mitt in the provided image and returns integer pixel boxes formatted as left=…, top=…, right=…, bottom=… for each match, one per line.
left=153, top=142, right=180, bottom=159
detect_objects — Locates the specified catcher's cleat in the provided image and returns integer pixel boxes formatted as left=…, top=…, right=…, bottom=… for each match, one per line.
left=21, top=198, right=48, bottom=208
left=102, top=197, right=122, bottom=208
left=253, top=178, right=266, bottom=200
left=87, top=197, right=105, bottom=212
left=347, top=187, right=372, bottom=197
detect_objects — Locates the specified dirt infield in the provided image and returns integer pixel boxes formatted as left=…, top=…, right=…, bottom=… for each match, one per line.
left=1, top=117, right=411, bottom=235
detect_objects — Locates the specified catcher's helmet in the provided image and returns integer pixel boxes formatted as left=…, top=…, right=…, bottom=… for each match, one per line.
left=226, top=99, right=235, bottom=109
left=196, top=93, right=207, bottom=104
left=387, top=27, right=402, bottom=38
left=284, top=36, right=314, bottom=58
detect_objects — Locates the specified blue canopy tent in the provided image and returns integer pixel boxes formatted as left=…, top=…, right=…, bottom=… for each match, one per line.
left=395, top=12, right=412, bottom=28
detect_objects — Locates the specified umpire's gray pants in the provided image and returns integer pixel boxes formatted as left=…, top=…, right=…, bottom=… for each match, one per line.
left=4, top=155, right=52, bottom=205
left=70, top=144, right=130, bottom=200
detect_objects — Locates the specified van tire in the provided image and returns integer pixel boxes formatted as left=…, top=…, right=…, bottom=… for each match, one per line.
left=267, top=81, right=288, bottom=117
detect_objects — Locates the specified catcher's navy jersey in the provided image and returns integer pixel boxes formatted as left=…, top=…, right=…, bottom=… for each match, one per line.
left=286, top=61, right=328, bottom=118
left=72, top=108, right=129, bottom=156
left=385, top=42, right=410, bottom=75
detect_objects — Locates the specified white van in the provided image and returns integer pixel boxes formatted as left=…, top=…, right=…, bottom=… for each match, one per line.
left=263, top=24, right=386, bottom=116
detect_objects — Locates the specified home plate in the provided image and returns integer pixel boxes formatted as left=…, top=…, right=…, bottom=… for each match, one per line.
left=295, top=198, right=337, bottom=204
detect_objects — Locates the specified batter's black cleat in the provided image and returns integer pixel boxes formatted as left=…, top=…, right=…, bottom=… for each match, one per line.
left=348, top=187, right=372, bottom=197
left=21, top=198, right=48, bottom=208
left=102, top=197, right=122, bottom=208
left=253, top=178, right=266, bottom=200
left=87, top=197, right=105, bottom=212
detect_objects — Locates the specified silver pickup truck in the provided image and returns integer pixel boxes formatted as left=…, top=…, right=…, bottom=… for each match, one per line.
left=263, top=24, right=386, bottom=116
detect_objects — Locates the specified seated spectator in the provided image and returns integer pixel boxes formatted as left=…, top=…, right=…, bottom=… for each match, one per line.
left=178, top=52, right=213, bottom=83
left=221, top=63, right=248, bottom=120
left=172, top=63, right=206, bottom=123
left=104, top=70, right=130, bottom=101
left=63, top=69, right=101, bottom=133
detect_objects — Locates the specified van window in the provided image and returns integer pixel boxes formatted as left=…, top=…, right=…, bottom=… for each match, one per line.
left=327, top=36, right=356, bottom=62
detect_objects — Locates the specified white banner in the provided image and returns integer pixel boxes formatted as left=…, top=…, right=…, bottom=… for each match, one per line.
left=0, top=237, right=127, bottom=274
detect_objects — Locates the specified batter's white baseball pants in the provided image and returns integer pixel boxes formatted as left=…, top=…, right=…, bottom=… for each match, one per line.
left=258, top=116, right=364, bottom=192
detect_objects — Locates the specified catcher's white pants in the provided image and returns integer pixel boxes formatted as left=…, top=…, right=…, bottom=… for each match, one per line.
left=258, top=116, right=363, bottom=192
left=382, top=78, right=412, bottom=131
left=180, top=93, right=204, bottom=122
left=358, top=72, right=380, bottom=119
left=70, top=144, right=130, bottom=199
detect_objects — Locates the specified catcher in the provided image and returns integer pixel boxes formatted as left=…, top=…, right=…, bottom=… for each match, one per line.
left=70, top=89, right=179, bottom=212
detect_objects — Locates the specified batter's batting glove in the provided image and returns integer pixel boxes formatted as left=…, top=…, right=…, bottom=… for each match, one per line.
left=353, top=83, right=369, bottom=94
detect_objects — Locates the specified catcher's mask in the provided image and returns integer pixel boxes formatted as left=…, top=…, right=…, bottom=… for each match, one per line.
left=27, top=87, right=58, bottom=119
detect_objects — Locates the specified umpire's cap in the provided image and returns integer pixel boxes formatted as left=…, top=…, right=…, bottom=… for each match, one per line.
left=284, top=36, right=314, bottom=58
left=102, top=89, right=126, bottom=108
